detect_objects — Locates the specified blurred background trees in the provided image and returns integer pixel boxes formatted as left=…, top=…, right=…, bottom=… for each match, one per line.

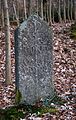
left=0, top=0, right=76, bottom=27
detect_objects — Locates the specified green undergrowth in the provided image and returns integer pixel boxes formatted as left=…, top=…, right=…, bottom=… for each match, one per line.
left=0, top=95, right=66, bottom=120
left=70, top=23, right=76, bottom=39
left=50, top=95, right=66, bottom=105
left=0, top=105, right=58, bottom=120
left=0, top=107, right=25, bottom=120
left=36, top=106, right=58, bottom=116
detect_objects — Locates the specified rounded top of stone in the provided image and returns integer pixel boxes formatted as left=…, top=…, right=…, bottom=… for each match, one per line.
left=19, top=14, right=49, bottom=31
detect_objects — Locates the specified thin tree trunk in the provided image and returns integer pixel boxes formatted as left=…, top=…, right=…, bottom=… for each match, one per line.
left=67, top=0, right=70, bottom=21
left=1, top=7, right=4, bottom=27
left=37, top=0, right=38, bottom=16
left=30, top=0, right=37, bottom=14
left=1, top=1, right=4, bottom=27
left=12, top=10, right=15, bottom=21
left=49, top=0, right=52, bottom=24
left=16, top=0, right=19, bottom=21
left=74, top=0, right=76, bottom=20
left=41, top=0, right=43, bottom=20
left=47, top=0, right=49, bottom=22
left=3, top=0, right=12, bottom=85
left=11, top=0, right=15, bottom=21
left=58, top=0, right=62, bottom=22
left=23, top=0, right=27, bottom=19
left=13, top=1, right=19, bottom=25
left=52, top=3, right=54, bottom=23
left=70, top=0, right=73, bottom=20
left=63, top=0, right=66, bottom=22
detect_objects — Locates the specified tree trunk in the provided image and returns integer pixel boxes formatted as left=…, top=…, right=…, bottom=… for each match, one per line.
left=47, top=0, right=49, bottom=22
left=74, top=0, right=76, bottom=20
left=16, top=0, right=19, bottom=21
left=63, top=0, right=66, bottom=22
left=70, top=0, right=73, bottom=20
left=13, top=1, right=19, bottom=25
left=30, top=0, right=37, bottom=14
left=23, top=0, right=27, bottom=19
left=52, top=3, right=54, bottom=23
left=1, top=0, right=4, bottom=27
left=49, top=0, right=52, bottom=24
left=41, top=0, right=43, bottom=20
left=58, top=0, right=62, bottom=22
left=3, top=0, right=12, bottom=85
left=1, top=6, right=4, bottom=27
left=67, top=0, right=70, bottom=21
left=37, top=0, right=38, bottom=16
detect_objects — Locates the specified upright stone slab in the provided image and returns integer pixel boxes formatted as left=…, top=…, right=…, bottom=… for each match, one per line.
left=15, top=15, right=54, bottom=104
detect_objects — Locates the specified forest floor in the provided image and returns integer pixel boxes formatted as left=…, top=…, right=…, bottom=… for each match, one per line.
left=0, top=22, right=76, bottom=120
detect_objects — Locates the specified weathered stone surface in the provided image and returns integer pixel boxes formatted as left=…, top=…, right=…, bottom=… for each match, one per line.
left=15, top=15, right=55, bottom=104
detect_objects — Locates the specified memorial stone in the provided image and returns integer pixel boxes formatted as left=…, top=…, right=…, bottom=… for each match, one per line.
left=15, top=15, right=55, bottom=104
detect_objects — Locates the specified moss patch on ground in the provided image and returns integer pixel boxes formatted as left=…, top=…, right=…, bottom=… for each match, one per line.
left=0, top=105, right=58, bottom=120
left=70, top=23, right=76, bottom=39
left=50, top=95, right=66, bottom=105
left=0, top=95, right=66, bottom=120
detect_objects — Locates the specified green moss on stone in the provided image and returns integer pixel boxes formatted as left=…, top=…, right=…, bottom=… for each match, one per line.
left=15, top=89, right=22, bottom=104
